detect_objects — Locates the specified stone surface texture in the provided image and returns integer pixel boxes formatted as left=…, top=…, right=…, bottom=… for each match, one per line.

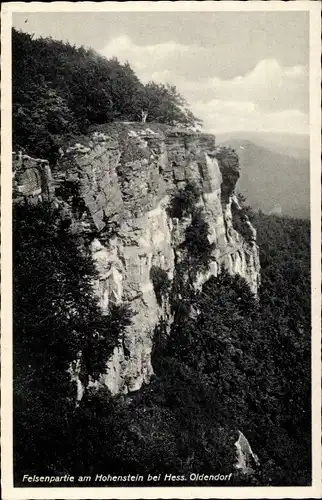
left=19, top=122, right=261, bottom=395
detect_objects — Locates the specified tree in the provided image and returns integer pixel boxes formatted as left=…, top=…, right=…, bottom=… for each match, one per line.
left=150, top=266, right=171, bottom=307
left=12, top=28, right=202, bottom=158
left=13, top=81, right=78, bottom=159
left=13, top=201, right=132, bottom=478
left=182, top=208, right=214, bottom=275
left=167, top=181, right=201, bottom=219
left=136, top=82, right=201, bottom=127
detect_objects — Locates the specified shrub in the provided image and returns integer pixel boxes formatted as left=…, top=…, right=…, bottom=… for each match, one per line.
left=231, top=200, right=254, bottom=243
left=182, top=208, right=214, bottom=275
left=150, top=266, right=171, bottom=306
left=237, top=192, right=255, bottom=221
left=167, top=181, right=201, bottom=219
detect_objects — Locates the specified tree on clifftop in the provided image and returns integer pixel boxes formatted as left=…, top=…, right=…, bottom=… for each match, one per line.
left=12, top=28, right=201, bottom=158
left=136, top=82, right=201, bottom=127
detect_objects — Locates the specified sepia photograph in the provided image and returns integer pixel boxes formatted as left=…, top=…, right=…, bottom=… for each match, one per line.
left=1, top=2, right=321, bottom=499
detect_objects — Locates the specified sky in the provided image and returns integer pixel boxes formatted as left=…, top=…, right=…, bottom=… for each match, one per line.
left=12, top=11, right=309, bottom=135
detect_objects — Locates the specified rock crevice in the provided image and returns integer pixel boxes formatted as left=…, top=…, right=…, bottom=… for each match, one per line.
left=13, top=122, right=260, bottom=395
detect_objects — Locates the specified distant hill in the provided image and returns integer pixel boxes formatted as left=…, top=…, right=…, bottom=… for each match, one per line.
left=217, top=138, right=310, bottom=219
left=216, top=131, right=309, bottom=161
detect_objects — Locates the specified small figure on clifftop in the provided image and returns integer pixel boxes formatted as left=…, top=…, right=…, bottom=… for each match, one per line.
left=17, top=150, right=23, bottom=167
left=141, top=110, right=148, bottom=123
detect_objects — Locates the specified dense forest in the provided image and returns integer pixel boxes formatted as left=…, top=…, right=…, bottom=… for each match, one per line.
left=12, top=29, right=200, bottom=159
left=13, top=200, right=311, bottom=487
left=12, top=28, right=311, bottom=487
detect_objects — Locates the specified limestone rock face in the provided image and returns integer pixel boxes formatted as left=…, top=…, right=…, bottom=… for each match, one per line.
left=234, top=430, right=260, bottom=475
left=54, top=122, right=260, bottom=394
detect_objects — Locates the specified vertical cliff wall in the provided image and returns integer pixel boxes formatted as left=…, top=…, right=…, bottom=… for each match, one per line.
left=14, top=122, right=260, bottom=395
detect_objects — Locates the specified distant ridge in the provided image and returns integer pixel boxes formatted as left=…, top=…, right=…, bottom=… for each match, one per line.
left=216, top=131, right=309, bottom=161
left=217, top=136, right=310, bottom=219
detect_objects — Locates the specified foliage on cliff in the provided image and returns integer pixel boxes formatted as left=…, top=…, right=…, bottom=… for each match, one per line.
left=149, top=211, right=311, bottom=485
left=182, top=208, right=215, bottom=276
left=167, top=181, right=201, bottom=219
left=167, top=182, right=214, bottom=281
left=13, top=201, right=310, bottom=484
left=12, top=28, right=201, bottom=158
left=150, top=267, right=171, bottom=307
left=13, top=202, right=132, bottom=474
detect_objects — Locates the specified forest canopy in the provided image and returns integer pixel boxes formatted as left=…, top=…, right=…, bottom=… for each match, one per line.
left=12, top=28, right=201, bottom=157
left=12, top=27, right=311, bottom=488
left=13, top=198, right=311, bottom=487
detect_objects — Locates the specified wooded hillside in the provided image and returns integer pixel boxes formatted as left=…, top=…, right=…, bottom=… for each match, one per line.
left=12, top=29, right=200, bottom=158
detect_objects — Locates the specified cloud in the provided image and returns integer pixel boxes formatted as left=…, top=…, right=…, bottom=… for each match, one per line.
left=178, top=59, right=308, bottom=114
left=101, top=35, right=192, bottom=78
left=192, top=100, right=308, bottom=134
left=100, top=36, right=308, bottom=134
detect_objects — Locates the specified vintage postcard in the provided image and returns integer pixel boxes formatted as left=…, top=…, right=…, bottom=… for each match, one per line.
left=1, top=1, right=321, bottom=499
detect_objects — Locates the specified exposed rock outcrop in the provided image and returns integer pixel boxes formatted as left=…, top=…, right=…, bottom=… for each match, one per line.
left=12, top=152, right=55, bottom=203
left=234, top=430, right=260, bottom=476
left=13, top=122, right=260, bottom=395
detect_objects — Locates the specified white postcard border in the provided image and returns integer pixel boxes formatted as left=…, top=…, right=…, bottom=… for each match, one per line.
left=1, top=2, right=321, bottom=499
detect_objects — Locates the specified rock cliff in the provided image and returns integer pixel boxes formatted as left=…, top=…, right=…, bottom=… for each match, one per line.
left=13, top=122, right=260, bottom=395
